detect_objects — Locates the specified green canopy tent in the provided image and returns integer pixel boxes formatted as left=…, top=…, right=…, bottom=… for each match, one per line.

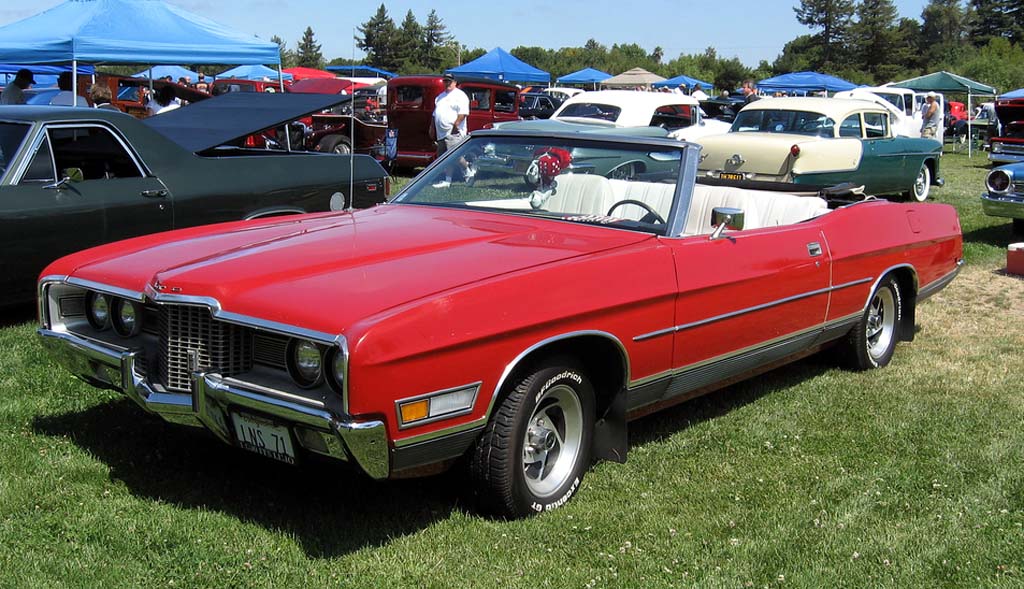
left=890, top=71, right=998, bottom=156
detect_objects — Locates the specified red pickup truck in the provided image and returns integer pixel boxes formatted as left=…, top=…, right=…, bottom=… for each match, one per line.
left=386, top=75, right=521, bottom=167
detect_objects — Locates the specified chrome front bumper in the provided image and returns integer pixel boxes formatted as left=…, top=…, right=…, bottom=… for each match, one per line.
left=37, top=328, right=390, bottom=479
left=981, top=192, right=1024, bottom=220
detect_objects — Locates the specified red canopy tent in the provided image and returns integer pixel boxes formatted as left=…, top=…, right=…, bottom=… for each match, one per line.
left=283, top=66, right=336, bottom=81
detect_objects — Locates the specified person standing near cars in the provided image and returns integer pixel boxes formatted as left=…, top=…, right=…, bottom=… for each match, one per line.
left=921, top=92, right=941, bottom=139
left=1, top=68, right=34, bottom=105
left=431, top=73, right=474, bottom=187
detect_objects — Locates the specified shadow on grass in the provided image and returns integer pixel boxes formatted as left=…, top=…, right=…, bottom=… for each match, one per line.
left=0, top=303, right=37, bottom=328
left=962, top=223, right=1016, bottom=250
left=33, top=399, right=466, bottom=558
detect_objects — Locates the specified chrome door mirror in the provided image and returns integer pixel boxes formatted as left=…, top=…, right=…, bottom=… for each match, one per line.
left=710, top=206, right=745, bottom=240
left=43, top=167, right=84, bottom=190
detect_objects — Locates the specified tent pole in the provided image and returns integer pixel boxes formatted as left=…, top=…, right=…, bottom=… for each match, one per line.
left=968, top=90, right=973, bottom=158
left=72, top=60, right=78, bottom=107
left=278, top=63, right=292, bottom=152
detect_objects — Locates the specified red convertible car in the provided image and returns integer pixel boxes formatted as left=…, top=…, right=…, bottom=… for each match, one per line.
left=36, top=131, right=962, bottom=517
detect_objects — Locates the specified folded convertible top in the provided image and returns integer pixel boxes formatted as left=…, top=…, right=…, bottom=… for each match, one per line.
left=143, top=92, right=350, bottom=153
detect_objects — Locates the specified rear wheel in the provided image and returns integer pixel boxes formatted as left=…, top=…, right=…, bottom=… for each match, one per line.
left=843, top=275, right=903, bottom=370
left=317, top=136, right=352, bottom=155
left=470, top=362, right=595, bottom=518
left=906, top=163, right=930, bottom=202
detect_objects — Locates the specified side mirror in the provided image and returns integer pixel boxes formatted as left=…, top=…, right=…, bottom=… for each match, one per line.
left=710, top=206, right=745, bottom=239
left=43, top=167, right=84, bottom=190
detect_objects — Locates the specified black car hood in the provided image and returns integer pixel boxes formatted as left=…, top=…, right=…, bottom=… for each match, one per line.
left=144, top=92, right=351, bottom=153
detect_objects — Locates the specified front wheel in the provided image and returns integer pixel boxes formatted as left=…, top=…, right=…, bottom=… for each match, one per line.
left=906, top=163, right=931, bottom=202
left=843, top=275, right=903, bottom=370
left=470, top=362, right=595, bottom=518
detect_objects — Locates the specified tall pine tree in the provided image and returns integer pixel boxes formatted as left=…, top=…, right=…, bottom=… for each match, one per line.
left=852, top=0, right=900, bottom=82
left=794, top=0, right=855, bottom=68
left=421, top=10, right=453, bottom=71
left=356, top=4, right=398, bottom=71
left=295, top=27, right=323, bottom=69
left=394, top=10, right=424, bottom=73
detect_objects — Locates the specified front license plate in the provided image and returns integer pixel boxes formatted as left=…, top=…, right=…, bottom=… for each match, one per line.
left=232, top=413, right=296, bottom=464
left=719, top=172, right=744, bottom=181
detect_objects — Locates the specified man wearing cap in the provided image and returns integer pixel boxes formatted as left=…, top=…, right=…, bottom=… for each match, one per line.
left=431, top=73, right=473, bottom=187
left=1, top=69, right=35, bottom=105
left=921, top=92, right=941, bottom=139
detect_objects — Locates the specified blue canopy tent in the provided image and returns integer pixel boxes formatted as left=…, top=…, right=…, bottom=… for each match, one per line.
left=325, top=65, right=396, bottom=78
left=215, top=64, right=292, bottom=81
left=132, top=65, right=204, bottom=82
left=556, top=67, right=611, bottom=88
left=653, top=74, right=714, bottom=91
left=1001, top=88, right=1024, bottom=99
left=757, top=71, right=856, bottom=94
left=0, top=0, right=283, bottom=104
left=447, top=47, right=550, bottom=84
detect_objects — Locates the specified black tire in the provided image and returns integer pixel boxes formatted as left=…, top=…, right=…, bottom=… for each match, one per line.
left=905, top=163, right=930, bottom=202
left=843, top=275, right=903, bottom=370
left=470, top=362, right=595, bottom=518
left=317, top=136, right=352, bottom=155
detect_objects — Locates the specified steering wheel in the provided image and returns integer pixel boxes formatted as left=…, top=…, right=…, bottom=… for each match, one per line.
left=606, top=199, right=666, bottom=224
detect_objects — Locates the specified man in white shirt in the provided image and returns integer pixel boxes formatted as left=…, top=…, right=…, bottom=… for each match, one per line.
left=431, top=73, right=474, bottom=187
left=1, top=69, right=34, bottom=105
left=691, top=83, right=709, bottom=101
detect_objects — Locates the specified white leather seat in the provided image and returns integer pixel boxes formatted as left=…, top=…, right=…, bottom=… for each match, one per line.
left=606, top=179, right=676, bottom=221
left=685, top=184, right=829, bottom=235
left=543, top=174, right=616, bottom=216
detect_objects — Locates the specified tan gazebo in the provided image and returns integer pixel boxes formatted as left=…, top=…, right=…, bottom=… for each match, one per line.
left=601, top=67, right=666, bottom=89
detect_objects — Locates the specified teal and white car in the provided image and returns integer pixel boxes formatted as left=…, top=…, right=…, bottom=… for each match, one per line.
left=698, top=97, right=944, bottom=202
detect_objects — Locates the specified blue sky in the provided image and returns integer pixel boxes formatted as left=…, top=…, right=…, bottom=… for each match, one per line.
left=2, top=0, right=931, bottom=68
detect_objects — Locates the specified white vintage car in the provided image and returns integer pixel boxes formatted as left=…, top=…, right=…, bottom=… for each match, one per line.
left=543, top=87, right=584, bottom=102
left=697, top=97, right=944, bottom=201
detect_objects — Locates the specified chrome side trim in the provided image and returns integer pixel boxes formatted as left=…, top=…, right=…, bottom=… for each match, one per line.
left=486, top=330, right=630, bottom=420
left=627, top=312, right=862, bottom=389
left=394, top=416, right=488, bottom=448
left=666, top=146, right=700, bottom=238
left=394, top=381, right=481, bottom=430
left=633, top=277, right=872, bottom=342
left=918, top=260, right=963, bottom=301
left=66, top=276, right=147, bottom=302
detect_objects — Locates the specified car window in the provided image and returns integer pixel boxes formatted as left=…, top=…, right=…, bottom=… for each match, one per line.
left=394, top=85, right=424, bottom=106
left=557, top=103, right=622, bottom=122
left=731, top=110, right=835, bottom=136
left=395, top=136, right=685, bottom=236
left=47, top=126, right=143, bottom=181
left=465, top=88, right=491, bottom=111
left=0, top=122, right=31, bottom=181
left=839, top=114, right=862, bottom=138
left=863, top=112, right=889, bottom=138
left=495, top=90, right=517, bottom=113
left=649, top=105, right=693, bottom=130
left=20, top=135, right=56, bottom=184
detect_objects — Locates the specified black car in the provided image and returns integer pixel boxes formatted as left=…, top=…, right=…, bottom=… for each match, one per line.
left=519, top=92, right=563, bottom=119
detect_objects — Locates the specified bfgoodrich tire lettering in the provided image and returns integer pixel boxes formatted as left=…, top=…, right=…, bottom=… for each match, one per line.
left=470, top=362, right=595, bottom=518
left=844, top=275, right=903, bottom=370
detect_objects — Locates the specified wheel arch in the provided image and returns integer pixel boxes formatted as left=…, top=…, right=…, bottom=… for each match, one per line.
left=868, top=264, right=919, bottom=343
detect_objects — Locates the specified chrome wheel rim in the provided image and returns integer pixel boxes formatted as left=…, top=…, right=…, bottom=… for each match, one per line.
left=913, top=166, right=928, bottom=201
left=522, top=384, right=583, bottom=497
left=866, top=287, right=897, bottom=361
left=333, top=143, right=351, bottom=155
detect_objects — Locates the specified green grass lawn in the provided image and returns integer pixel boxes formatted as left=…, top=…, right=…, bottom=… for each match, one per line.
left=1, top=151, right=1021, bottom=588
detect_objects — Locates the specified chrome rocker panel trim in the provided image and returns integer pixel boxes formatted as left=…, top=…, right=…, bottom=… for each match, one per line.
left=36, top=327, right=389, bottom=480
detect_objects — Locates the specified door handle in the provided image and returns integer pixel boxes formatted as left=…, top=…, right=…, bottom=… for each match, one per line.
left=807, top=242, right=823, bottom=257
left=141, top=189, right=168, bottom=198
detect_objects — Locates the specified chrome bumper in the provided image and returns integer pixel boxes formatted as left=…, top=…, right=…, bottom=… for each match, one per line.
left=981, top=192, right=1024, bottom=220
left=37, top=327, right=390, bottom=479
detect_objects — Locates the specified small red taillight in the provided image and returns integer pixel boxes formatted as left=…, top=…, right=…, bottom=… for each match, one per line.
left=367, top=184, right=377, bottom=192
left=790, top=144, right=801, bottom=157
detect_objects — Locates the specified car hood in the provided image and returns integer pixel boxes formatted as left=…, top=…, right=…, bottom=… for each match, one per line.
left=62, top=205, right=651, bottom=335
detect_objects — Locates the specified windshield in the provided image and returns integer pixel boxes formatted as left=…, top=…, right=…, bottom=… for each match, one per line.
left=556, top=103, right=622, bottom=122
left=0, top=122, right=31, bottom=181
left=394, top=136, right=685, bottom=235
left=731, top=109, right=837, bottom=137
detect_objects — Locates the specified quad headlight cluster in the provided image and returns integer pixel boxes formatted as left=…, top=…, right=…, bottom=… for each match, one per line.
left=85, top=292, right=143, bottom=337
left=286, top=338, right=345, bottom=392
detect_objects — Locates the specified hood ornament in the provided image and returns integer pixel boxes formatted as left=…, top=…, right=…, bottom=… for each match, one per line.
left=726, top=153, right=745, bottom=166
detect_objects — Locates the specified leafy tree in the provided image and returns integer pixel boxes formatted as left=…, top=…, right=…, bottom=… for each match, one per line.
left=970, top=0, right=1022, bottom=46
left=356, top=4, right=398, bottom=71
left=852, top=0, right=900, bottom=83
left=714, top=57, right=751, bottom=93
left=295, top=27, right=323, bottom=69
left=773, top=34, right=823, bottom=73
left=920, top=0, right=970, bottom=67
left=394, top=10, right=424, bottom=73
left=270, top=35, right=296, bottom=68
left=956, top=37, right=1024, bottom=91
left=651, top=46, right=664, bottom=65
left=794, top=0, right=855, bottom=68
left=421, top=9, right=453, bottom=72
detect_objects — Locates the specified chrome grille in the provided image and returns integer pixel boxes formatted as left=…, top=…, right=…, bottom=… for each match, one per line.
left=254, top=333, right=289, bottom=368
left=158, top=305, right=253, bottom=393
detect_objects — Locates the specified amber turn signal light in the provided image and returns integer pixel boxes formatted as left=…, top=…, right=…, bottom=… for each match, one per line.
left=400, top=400, right=429, bottom=423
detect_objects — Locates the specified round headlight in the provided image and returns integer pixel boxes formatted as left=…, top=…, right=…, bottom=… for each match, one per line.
left=86, top=292, right=110, bottom=330
left=287, top=339, right=323, bottom=388
left=112, top=299, right=142, bottom=337
left=987, top=169, right=1012, bottom=194
left=326, top=348, right=346, bottom=394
